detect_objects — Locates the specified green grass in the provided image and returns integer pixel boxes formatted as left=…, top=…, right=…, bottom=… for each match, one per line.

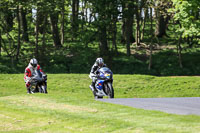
left=1, top=74, right=200, bottom=132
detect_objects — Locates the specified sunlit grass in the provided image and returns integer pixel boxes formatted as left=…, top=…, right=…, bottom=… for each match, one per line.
left=0, top=74, right=200, bottom=132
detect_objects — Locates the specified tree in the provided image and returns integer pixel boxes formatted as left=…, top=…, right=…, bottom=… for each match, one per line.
left=135, top=0, right=140, bottom=46
left=170, top=0, right=200, bottom=43
left=169, top=0, right=200, bottom=68
left=123, top=0, right=135, bottom=56
left=121, top=1, right=135, bottom=45
left=89, top=0, right=110, bottom=55
left=60, top=0, right=65, bottom=45
left=154, top=0, right=172, bottom=38
left=110, top=4, right=118, bottom=53
left=72, top=0, right=79, bottom=39
left=19, top=6, right=29, bottom=42
left=0, top=0, right=21, bottom=63
left=16, top=5, right=21, bottom=61
left=107, top=0, right=119, bottom=54
left=49, top=0, right=62, bottom=47
left=0, top=28, right=1, bottom=57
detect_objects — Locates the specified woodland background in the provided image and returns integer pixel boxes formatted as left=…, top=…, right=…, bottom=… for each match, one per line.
left=0, top=0, right=199, bottom=75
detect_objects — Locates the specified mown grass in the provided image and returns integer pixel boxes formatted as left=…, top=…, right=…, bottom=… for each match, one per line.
left=0, top=74, right=200, bottom=133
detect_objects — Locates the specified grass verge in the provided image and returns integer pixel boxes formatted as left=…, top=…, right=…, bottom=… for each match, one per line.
left=0, top=74, right=200, bottom=132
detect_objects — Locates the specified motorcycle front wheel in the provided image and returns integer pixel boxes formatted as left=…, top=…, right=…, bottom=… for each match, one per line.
left=107, top=82, right=114, bottom=98
left=38, top=82, right=47, bottom=94
left=40, top=85, right=47, bottom=93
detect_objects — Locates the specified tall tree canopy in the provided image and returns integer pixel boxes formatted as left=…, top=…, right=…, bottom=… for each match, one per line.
left=0, top=0, right=200, bottom=74
left=170, top=0, right=200, bottom=43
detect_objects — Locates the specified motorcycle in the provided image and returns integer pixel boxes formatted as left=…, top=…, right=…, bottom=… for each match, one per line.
left=90, top=67, right=114, bottom=99
left=29, top=70, right=47, bottom=94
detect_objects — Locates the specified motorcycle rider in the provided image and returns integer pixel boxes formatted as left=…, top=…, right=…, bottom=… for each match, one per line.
left=89, top=57, right=106, bottom=94
left=24, top=58, right=46, bottom=94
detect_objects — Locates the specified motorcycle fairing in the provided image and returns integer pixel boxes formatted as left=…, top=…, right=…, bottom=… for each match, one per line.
left=95, top=80, right=104, bottom=90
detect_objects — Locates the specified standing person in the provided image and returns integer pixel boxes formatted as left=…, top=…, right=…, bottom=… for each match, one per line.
left=89, top=57, right=106, bottom=94
left=24, top=58, right=47, bottom=94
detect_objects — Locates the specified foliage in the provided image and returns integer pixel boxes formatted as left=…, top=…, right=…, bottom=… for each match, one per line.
left=0, top=0, right=200, bottom=75
left=2, top=43, right=200, bottom=76
left=169, top=0, right=200, bottom=42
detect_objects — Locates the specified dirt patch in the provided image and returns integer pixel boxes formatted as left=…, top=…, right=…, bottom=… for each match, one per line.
left=1, top=95, right=98, bottom=113
left=130, top=44, right=177, bottom=61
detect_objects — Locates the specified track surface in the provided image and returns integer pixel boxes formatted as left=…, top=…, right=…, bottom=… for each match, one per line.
left=98, top=97, right=200, bottom=115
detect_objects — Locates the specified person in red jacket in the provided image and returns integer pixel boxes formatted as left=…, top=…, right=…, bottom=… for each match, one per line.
left=24, top=58, right=46, bottom=94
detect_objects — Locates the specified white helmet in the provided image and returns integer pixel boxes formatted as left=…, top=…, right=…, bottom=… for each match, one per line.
left=30, top=58, right=38, bottom=68
left=96, top=58, right=104, bottom=67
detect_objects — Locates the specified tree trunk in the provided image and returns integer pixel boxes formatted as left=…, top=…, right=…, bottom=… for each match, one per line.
left=84, top=0, right=88, bottom=21
left=5, top=10, right=14, bottom=32
left=121, top=2, right=135, bottom=44
left=35, top=8, right=39, bottom=59
left=121, top=17, right=126, bottom=44
left=112, top=19, right=118, bottom=53
left=125, top=11, right=131, bottom=56
left=72, top=0, right=79, bottom=38
left=81, top=1, right=84, bottom=31
left=0, top=28, right=1, bottom=57
left=99, top=25, right=108, bottom=56
left=124, top=1, right=134, bottom=56
left=150, top=8, right=153, bottom=34
left=155, top=15, right=165, bottom=37
left=61, top=0, right=65, bottom=45
left=141, top=8, right=148, bottom=41
left=136, top=15, right=140, bottom=46
left=50, top=12, right=62, bottom=47
left=110, top=1, right=118, bottom=54
left=148, top=43, right=153, bottom=70
left=121, top=3, right=126, bottom=44
left=148, top=8, right=153, bottom=70
left=129, top=16, right=135, bottom=43
left=155, top=9, right=169, bottom=38
left=42, top=15, right=48, bottom=48
left=177, top=34, right=183, bottom=68
left=19, top=6, right=29, bottom=42
left=135, top=0, right=140, bottom=46
left=16, top=5, right=21, bottom=61
left=125, top=25, right=131, bottom=56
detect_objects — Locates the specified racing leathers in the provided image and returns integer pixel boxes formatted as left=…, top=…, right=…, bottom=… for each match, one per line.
left=89, top=63, right=106, bottom=92
left=24, top=64, right=45, bottom=93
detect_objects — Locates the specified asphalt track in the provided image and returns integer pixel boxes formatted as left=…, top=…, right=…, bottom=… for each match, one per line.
left=98, top=97, right=200, bottom=115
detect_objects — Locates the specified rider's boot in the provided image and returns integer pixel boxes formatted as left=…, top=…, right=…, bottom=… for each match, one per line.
left=90, top=82, right=96, bottom=90
left=26, top=82, right=32, bottom=94
left=90, top=82, right=97, bottom=96
left=27, top=88, right=32, bottom=94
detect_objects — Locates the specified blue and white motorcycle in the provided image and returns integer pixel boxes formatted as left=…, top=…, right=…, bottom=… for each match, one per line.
left=89, top=67, right=114, bottom=99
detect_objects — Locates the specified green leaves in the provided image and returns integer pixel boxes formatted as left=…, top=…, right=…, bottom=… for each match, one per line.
left=170, top=0, right=200, bottom=41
